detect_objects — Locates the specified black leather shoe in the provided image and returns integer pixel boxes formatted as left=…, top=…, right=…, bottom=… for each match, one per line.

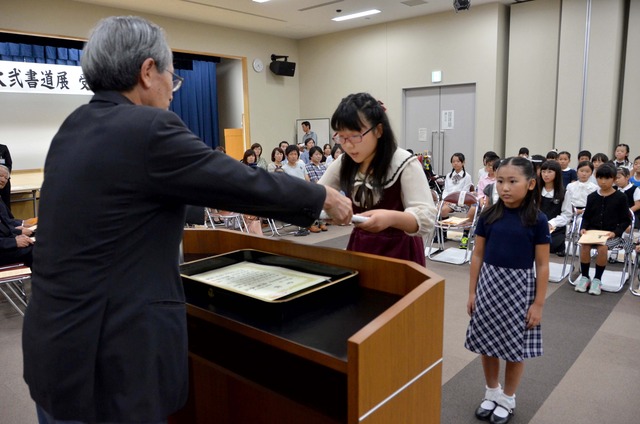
left=475, top=400, right=496, bottom=420
left=489, top=405, right=514, bottom=424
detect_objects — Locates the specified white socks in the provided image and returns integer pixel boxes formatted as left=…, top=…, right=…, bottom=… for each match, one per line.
left=480, top=384, right=502, bottom=410
left=493, top=393, right=516, bottom=418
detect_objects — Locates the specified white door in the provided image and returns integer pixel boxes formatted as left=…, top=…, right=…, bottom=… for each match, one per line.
left=403, top=84, right=476, bottom=177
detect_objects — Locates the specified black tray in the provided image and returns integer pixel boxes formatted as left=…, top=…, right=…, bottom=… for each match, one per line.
left=181, top=249, right=359, bottom=321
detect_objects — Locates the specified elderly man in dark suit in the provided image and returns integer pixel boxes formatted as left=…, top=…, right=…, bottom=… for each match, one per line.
left=0, top=165, right=33, bottom=266
left=22, top=16, right=352, bottom=424
left=0, top=144, right=12, bottom=210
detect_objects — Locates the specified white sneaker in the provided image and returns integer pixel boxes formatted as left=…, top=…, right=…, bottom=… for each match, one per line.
left=589, top=278, right=602, bottom=295
left=575, top=276, right=590, bottom=293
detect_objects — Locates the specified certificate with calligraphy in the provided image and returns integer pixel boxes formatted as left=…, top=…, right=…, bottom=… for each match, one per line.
left=191, top=261, right=330, bottom=301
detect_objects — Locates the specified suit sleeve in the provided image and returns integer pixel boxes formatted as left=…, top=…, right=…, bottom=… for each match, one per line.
left=143, top=112, right=326, bottom=227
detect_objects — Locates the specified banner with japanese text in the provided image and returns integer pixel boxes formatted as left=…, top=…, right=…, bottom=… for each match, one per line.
left=0, top=60, right=93, bottom=95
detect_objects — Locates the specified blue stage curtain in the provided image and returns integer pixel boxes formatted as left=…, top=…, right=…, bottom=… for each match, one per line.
left=170, top=60, right=219, bottom=148
left=0, top=42, right=80, bottom=66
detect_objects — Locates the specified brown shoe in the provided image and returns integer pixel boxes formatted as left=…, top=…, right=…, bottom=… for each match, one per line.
left=319, top=224, right=328, bottom=231
left=309, top=225, right=321, bottom=233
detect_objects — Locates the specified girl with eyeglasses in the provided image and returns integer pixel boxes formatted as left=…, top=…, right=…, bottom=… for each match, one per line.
left=318, top=92, right=436, bottom=266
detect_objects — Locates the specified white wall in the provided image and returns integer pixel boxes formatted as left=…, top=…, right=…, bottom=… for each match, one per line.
left=505, top=0, right=561, bottom=156
left=509, top=0, right=632, bottom=159
left=618, top=0, right=640, bottom=151
left=1, top=0, right=301, bottom=169
left=0, top=92, right=90, bottom=169
left=3, top=0, right=638, bottom=171
left=298, top=3, right=510, bottom=173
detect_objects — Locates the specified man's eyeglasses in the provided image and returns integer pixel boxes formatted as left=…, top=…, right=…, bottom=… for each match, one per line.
left=167, top=70, right=184, bottom=92
left=332, top=127, right=374, bottom=144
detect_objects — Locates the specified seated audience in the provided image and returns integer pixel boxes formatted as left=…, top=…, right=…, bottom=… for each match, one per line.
left=575, top=163, right=630, bottom=295
left=577, top=150, right=591, bottom=164
left=477, top=151, right=498, bottom=182
left=538, top=160, right=567, bottom=256
left=240, top=151, right=263, bottom=236
left=631, top=155, right=640, bottom=187
left=305, top=146, right=329, bottom=231
left=612, top=143, right=632, bottom=170
left=267, top=147, right=285, bottom=172
left=326, top=144, right=343, bottom=167
left=283, top=145, right=313, bottom=236
left=560, top=161, right=598, bottom=225
left=300, top=138, right=315, bottom=164
left=440, top=152, right=473, bottom=220
left=323, top=143, right=332, bottom=163
left=616, top=166, right=640, bottom=229
left=558, top=150, right=577, bottom=187
left=588, top=153, right=609, bottom=185
left=0, top=165, right=34, bottom=266
left=305, top=146, right=327, bottom=183
left=241, top=149, right=258, bottom=168
left=251, top=143, right=268, bottom=170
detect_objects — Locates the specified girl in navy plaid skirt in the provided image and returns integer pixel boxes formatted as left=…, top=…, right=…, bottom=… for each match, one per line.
left=465, top=157, right=550, bottom=424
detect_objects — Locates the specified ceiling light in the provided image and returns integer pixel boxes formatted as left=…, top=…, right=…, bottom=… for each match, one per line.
left=332, top=9, right=381, bottom=22
left=253, top=0, right=270, bottom=3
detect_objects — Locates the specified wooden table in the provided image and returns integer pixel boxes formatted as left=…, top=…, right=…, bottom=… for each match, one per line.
left=10, top=169, right=43, bottom=218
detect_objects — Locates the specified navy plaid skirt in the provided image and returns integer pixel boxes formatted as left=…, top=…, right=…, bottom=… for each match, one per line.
left=465, top=262, right=542, bottom=362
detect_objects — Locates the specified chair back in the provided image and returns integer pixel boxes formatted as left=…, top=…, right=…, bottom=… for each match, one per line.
left=442, top=191, right=477, bottom=206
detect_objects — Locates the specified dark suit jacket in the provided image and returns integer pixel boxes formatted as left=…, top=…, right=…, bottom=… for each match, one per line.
left=0, top=144, right=12, bottom=209
left=0, top=198, right=21, bottom=250
left=22, top=91, right=326, bottom=422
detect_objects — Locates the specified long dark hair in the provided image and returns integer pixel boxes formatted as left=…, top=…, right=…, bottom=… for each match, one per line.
left=538, top=160, right=565, bottom=200
left=331, top=93, right=397, bottom=206
left=482, top=156, right=540, bottom=226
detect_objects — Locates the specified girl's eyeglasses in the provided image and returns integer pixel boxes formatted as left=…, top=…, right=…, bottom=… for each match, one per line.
left=332, top=127, right=374, bottom=144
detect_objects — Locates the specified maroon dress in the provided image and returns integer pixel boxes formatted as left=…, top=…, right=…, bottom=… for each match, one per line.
left=347, top=178, right=426, bottom=266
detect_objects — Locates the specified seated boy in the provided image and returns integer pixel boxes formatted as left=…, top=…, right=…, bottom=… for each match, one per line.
left=575, top=163, right=631, bottom=295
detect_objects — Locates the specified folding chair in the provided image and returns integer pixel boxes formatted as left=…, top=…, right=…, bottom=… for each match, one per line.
left=263, top=218, right=284, bottom=237
left=630, top=243, right=640, bottom=297
left=427, top=190, right=480, bottom=265
left=568, top=208, right=635, bottom=292
left=0, top=263, right=31, bottom=316
left=205, top=209, right=247, bottom=232
left=549, top=205, right=581, bottom=283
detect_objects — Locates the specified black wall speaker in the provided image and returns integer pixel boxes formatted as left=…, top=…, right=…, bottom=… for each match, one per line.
left=269, top=61, right=296, bottom=77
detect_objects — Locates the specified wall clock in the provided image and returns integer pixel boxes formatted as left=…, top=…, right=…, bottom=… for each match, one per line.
left=252, top=58, right=264, bottom=73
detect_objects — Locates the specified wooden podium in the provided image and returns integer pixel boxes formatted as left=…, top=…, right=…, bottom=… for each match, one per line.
left=172, top=229, right=445, bottom=424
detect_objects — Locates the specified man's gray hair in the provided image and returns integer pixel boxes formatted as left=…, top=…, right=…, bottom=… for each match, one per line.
left=81, top=16, right=173, bottom=92
left=0, top=165, right=10, bottom=175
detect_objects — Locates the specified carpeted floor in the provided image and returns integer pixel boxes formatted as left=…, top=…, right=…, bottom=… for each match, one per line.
left=2, top=225, right=639, bottom=423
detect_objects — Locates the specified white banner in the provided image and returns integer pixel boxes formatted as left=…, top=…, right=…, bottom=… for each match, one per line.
left=0, top=60, right=93, bottom=95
